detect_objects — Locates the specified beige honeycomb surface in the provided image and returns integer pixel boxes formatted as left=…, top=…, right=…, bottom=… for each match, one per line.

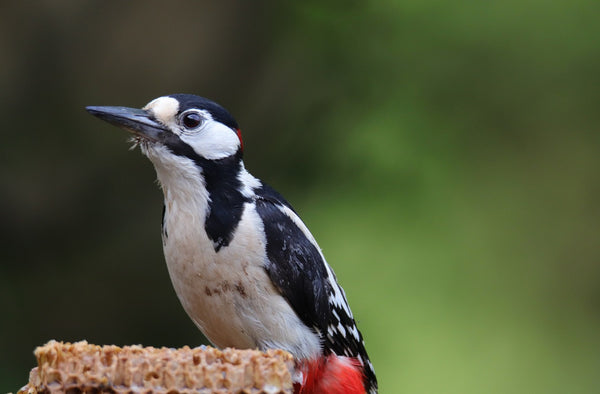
left=18, top=340, right=295, bottom=394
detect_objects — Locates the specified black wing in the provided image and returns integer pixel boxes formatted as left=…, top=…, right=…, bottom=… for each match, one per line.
left=254, top=184, right=331, bottom=328
left=253, top=183, right=377, bottom=393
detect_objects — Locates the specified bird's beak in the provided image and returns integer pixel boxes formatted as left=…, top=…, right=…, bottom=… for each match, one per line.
left=86, top=106, right=166, bottom=142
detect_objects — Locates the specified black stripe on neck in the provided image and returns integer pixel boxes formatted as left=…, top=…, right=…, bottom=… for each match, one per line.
left=163, top=135, right=248, bottom=251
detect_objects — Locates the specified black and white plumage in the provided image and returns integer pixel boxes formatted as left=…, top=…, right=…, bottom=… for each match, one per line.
left=87, top=94, right=377, bottom=393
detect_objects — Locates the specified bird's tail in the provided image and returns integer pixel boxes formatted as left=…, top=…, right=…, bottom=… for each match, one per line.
left=295, top=355, right=366, bottom=394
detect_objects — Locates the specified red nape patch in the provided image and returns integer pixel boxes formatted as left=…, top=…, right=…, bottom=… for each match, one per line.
left=295, top=356, right=366, bottom=394
left=236, top=128, right=244, bottom=151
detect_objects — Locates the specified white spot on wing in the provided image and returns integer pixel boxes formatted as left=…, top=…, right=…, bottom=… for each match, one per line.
left=357, top=353, right=364, bottom=364
left=351, top=324, right=360, bottom=341
left=332, top=309, right=340, bottom=321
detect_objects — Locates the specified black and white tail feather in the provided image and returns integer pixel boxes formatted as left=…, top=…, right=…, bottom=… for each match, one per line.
left=86, top=94, right=377, bottom=394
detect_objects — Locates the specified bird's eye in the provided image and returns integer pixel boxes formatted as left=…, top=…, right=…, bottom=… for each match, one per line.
left=181, top=111, right=203, bottom=129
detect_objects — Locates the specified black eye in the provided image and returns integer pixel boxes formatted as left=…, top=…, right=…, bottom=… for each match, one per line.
left=182, top=111, right=203, bottom=129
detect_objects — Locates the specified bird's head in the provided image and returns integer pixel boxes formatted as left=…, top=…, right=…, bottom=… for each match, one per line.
left=86, top=94, right=244, bottom=172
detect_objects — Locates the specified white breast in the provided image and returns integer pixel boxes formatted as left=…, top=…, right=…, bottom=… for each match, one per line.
left=150, top=150, right=320, bottom=360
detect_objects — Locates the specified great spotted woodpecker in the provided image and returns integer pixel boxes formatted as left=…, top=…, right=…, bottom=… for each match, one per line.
left=87, top=94, right=377, bottom=394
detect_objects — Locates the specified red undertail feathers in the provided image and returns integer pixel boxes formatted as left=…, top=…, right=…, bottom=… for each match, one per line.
left=296, top=355, right=366, bottom=394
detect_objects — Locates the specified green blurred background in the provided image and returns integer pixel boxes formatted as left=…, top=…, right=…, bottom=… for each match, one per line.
left=1, top=1, right=599, bottom=392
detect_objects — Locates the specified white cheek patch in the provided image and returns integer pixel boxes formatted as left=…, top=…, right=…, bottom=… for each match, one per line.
left=143, top=96, right=180, bottom=127
left=182, top=120, right=241, bottom=160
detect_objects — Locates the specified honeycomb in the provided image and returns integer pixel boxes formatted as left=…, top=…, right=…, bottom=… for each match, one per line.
left=18, top=340, right=294, bottom=394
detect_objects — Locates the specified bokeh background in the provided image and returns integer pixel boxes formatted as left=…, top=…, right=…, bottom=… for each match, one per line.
left=1, top=1, right=599, bottom=392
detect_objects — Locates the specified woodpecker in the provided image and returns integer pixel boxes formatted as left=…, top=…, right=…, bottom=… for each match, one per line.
left=86, top=94, right=377, bottom=394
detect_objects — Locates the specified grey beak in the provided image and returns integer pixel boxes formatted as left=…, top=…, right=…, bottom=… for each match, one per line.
left=86, top=106, right=166, bottom=142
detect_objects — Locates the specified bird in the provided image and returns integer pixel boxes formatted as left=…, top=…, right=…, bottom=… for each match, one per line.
left=86, top=94, right=377, bottom=394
